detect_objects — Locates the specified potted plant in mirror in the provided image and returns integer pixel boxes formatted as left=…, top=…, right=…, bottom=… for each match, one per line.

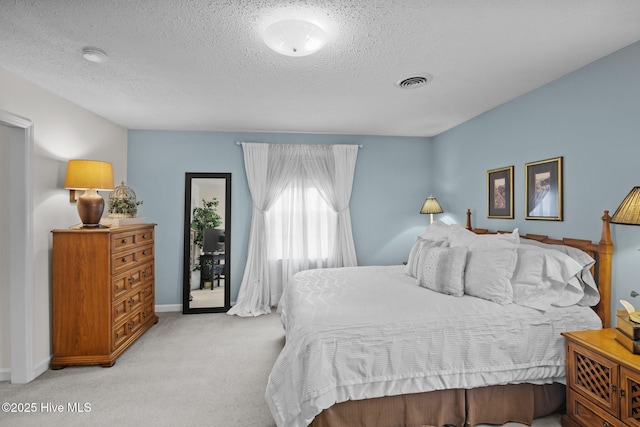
left=191, top=197, right=222, bottom=270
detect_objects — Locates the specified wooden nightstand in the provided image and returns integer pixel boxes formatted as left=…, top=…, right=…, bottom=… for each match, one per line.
left=562, top=328, right=640, bottom=427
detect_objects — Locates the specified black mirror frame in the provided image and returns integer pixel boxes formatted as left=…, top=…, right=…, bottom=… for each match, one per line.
left=182, top=172, right=232, bottom=313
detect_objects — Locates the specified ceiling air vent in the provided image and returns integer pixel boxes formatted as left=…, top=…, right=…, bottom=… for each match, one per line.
left=396, top=74, right=432, bottom=89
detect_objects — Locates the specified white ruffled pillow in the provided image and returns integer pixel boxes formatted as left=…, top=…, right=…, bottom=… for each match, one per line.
left=449, top=228, right=520, bottom=304
left=511, top=243, right=596, bottom=311
left=417, top=246, right=468, bottom=296
left=519, top=238, right=599, bottom=307
left=405, top=238, right=448, bottom=278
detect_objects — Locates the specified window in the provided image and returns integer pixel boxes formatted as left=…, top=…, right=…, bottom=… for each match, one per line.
left=266, top=179, right=337, bottom=263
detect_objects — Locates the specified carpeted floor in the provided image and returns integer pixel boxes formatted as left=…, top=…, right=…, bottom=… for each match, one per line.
left=0, top=312, right=284, bottom=427
left=0, top=311, right=562, bottom=427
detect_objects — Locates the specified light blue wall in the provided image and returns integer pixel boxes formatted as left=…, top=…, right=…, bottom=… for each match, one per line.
left=127, top=131, right=431, bottom=304
left=431, top=41, right=640, bottom=325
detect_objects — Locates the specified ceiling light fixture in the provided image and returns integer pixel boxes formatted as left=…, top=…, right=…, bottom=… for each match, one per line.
left=81, top=47, right=108, bottom=63
left=262, top=19, right=327, bottom=57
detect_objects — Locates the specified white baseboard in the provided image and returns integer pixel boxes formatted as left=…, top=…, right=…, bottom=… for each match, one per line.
left=0, top=356, right=48, bottom=383
left=155, top=304, right=182, bottom=312
left=35, top=356, right=49, bottom=378
left=155, top=302, right=236, bottom=313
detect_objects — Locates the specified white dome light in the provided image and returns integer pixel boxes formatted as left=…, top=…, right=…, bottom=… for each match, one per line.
left=262, top=19, right=327, bottom=57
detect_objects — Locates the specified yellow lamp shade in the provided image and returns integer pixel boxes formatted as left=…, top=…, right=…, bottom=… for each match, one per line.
left=64, top=159, right=114, bottom=191
left=65, top=159, right=114, bottom=227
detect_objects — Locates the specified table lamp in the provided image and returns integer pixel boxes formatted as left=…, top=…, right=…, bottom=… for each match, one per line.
left=611, top=187, right=640, bottom=226
left=420, top=195, right=444, bottom=224
left=65, top=159, right=114, bottom=228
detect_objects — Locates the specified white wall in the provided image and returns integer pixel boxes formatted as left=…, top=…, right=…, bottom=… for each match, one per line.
left=0, top=67, right=128, bottom=380
left=0, top=125, right=9, bottom=375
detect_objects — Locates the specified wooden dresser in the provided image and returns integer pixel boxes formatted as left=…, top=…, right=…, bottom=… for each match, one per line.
left=562, top=328, right=640, bottom=427
left=50, top=224, right=158, bottom=369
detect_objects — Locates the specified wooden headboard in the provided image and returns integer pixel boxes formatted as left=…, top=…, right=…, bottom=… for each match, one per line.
left=465, top=209, right=614, bottom=328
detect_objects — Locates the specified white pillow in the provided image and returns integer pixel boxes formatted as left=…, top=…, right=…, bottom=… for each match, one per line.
left=519, top=238, right=599, bottom=307
left=450, top=229, right=520, bottom=304
left=420, top=221, right=467, bottom=244
left=405, top=238, right=447, bottom=278
left=417, top=246, right=467, bottom=297
left=511, top=244, right=586, bottom=311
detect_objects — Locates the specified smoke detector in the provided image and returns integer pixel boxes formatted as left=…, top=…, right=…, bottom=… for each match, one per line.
left=81, top=47, right=108, bottom=63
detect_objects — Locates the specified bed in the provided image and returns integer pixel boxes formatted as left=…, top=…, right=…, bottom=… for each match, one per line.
left=266, top=210, right=614, bottom=427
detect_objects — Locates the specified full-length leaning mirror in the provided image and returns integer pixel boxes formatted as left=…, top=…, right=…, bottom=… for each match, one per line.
left=183, top=172, right=231, bottom=313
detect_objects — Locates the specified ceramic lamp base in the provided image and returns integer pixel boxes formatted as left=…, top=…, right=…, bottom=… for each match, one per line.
left=77, top=188, right=105, bottom=228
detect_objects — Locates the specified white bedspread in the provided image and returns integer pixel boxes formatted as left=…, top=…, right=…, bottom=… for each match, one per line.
left=266, top=265, right=602, bottom=427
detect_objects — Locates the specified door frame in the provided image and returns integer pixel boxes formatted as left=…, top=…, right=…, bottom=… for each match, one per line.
left=0, top=110, right=35, bottom=383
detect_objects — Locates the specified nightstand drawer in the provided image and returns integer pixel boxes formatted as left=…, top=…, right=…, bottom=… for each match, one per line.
left=620, top=367, right=640, bottom=427
left=568, top=392, right=624, bottom=427
left=567, top=340, right=619, bottom=417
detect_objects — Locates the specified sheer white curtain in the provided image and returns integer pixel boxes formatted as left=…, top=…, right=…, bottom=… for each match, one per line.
left=228, top=143, right=358, bottom=317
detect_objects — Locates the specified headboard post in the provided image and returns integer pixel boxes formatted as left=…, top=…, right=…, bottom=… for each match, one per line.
left=597, top=211, right=614, bottom=328
left=465, top=209, right=472, bottom=230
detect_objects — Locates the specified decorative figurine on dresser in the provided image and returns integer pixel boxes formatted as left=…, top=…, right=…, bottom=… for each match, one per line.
left=51, top=161, right=158, bottom=369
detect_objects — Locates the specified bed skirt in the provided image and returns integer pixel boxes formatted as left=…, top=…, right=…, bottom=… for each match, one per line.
left=309, top=383, right=565, bottom=427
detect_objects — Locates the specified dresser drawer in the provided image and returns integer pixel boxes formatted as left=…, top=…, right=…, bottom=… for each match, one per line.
left=111, top=227, right=154, bottom=253
left=129, top=303, right=153, bottom=334
left=135, top=244, right=154, bottom=265
left=112, top=297, right=130, bottom=325
left=111, top=272, right=131, bottom=301
left=112, top=319, right=132, bottom=350
left=141, top=262, right=154, bottom=285
left=568, top=391, right=625, bottom=427
left=141, top=282, right=154, bottom=303
left=111, top=249, right=137, bottom=275
left=110, top=244, right=153, bottom=276
left=129, top=288, right=144, bottom=313
left=111, top=230, right=138, bottom=253
left=134, top=229, right=154, bottom=246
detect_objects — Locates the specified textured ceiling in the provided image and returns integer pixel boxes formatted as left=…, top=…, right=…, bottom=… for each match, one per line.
left=1, top=1, right=640, bottom=137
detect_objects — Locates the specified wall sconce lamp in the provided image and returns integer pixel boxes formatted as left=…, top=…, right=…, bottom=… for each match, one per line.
left=612, top=187, right=640, bottom=226
left=64, top=159, right=114, bottom=228
left=420, top=195, right=444, bottom=224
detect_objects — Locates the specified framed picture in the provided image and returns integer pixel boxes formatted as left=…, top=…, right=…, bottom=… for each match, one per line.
left=525, top=157, right=563, bottom=221
left=487, top=166, right=514, bottom=219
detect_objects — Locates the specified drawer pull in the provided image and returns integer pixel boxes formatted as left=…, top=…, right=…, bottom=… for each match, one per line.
left=128, top=276, right=133, bottom=285
left=142, top=250, right=147, bottom=255
left=142, top=234, right=147, bottom=239
left=121, top=238, right=127, bottom=244
left=603, top=422, right=610, bottom=427
left=122, top=257, right=128, bottom=263
left=128, top=299, right=133, bottom=307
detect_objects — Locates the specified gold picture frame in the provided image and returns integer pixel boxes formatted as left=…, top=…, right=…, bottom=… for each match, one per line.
left=487, top=166, right=514, bottom=219
left=525, top=157, right=563, bottom=221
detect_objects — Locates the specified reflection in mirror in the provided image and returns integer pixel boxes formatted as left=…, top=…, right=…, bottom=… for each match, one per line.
left=183, top=173, right=231, bottom=313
